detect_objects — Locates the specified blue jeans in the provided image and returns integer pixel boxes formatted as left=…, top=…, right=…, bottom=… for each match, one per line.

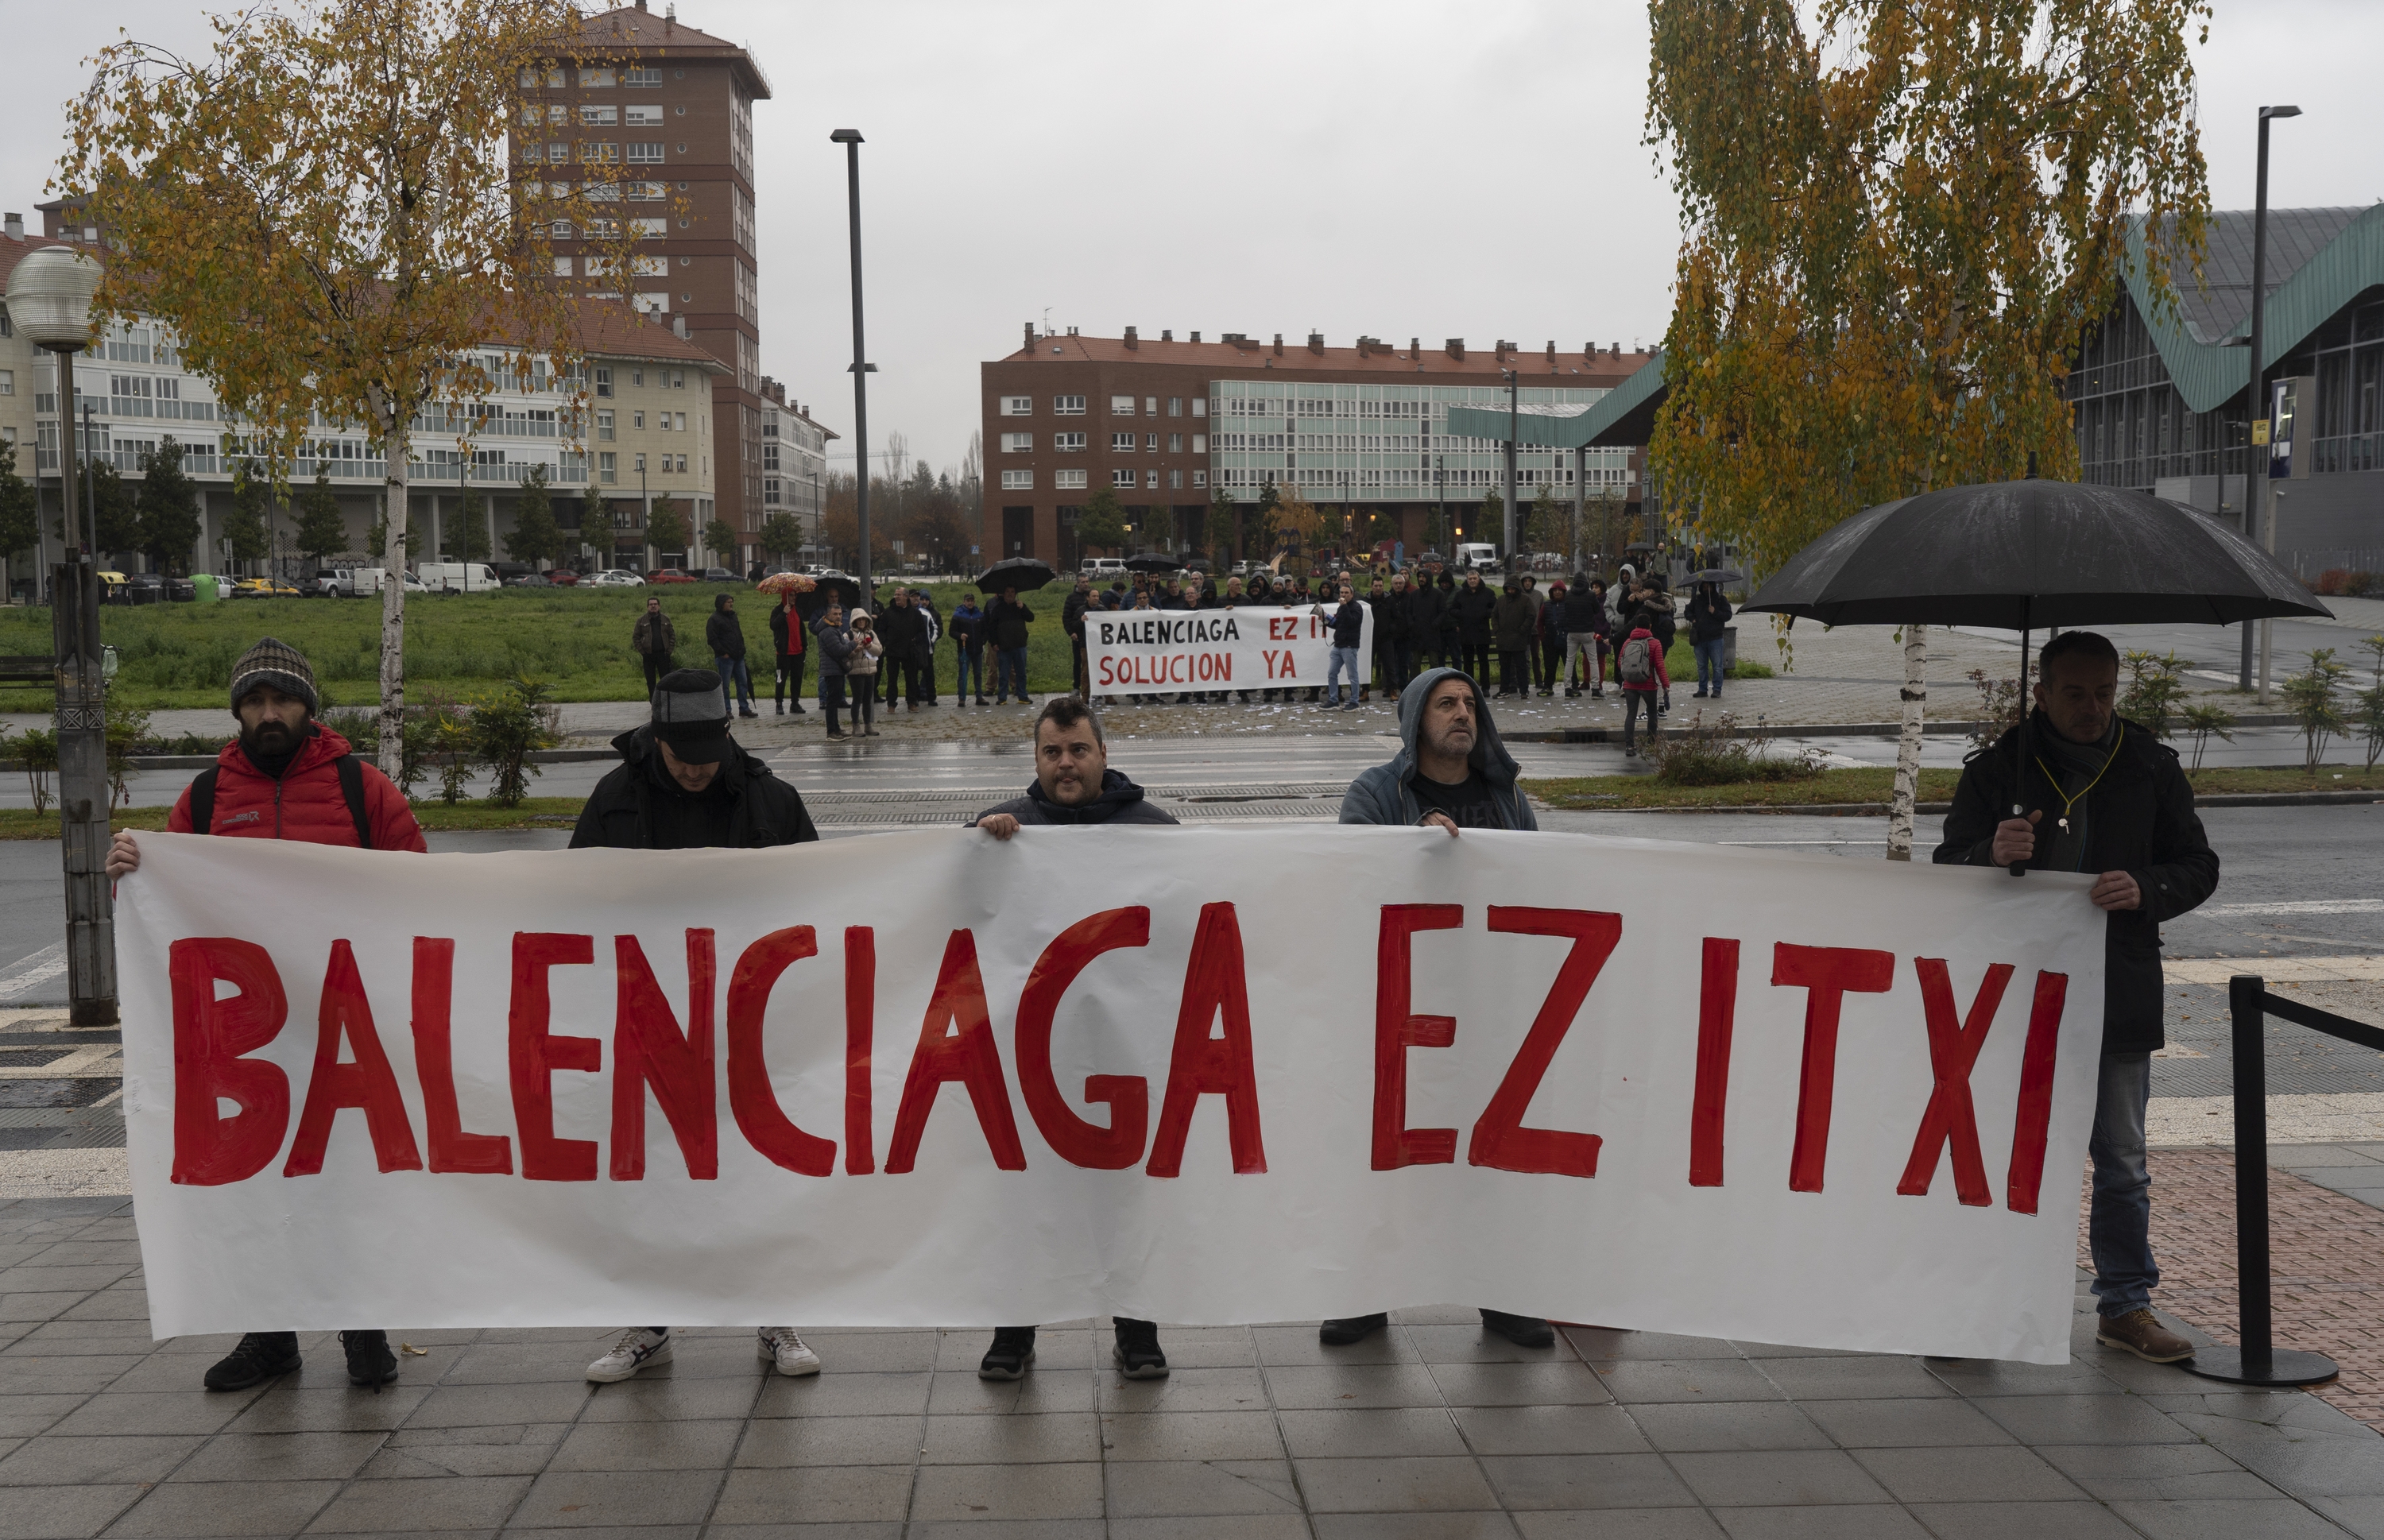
left=2088, top=1051, right=2156, bottom=1317
left=997, top=646, right=1029, bottom=701
left=958, top=646, right=985, bottom=699
left=1694, top=637, right=1728, bottom=695
left=1326, top=646, right=1360, bottom=705
left=715, top=655, right=753, bottom=712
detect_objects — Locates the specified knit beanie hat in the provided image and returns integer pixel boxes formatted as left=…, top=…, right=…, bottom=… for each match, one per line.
left=228, top=637, right=319, bottom=716
left=650, top=667, right=733, bottom=763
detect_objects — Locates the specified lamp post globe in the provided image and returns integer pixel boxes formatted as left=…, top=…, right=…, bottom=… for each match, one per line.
left=3, top=245, right=103, bottom=353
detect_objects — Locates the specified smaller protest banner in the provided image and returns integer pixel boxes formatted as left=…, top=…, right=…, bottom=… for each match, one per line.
left=1086, top=603, right=1373, bottom=693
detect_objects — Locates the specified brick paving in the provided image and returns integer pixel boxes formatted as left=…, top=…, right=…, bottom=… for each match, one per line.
left=2090, top=1147, right=2384, bottom=1430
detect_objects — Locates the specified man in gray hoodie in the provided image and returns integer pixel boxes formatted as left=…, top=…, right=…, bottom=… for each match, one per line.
left=1329, top=667, right=1551, bottom=1349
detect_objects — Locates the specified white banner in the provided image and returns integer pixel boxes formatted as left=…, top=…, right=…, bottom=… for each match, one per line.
left=1085, top=602, right=1373, bottom=694
left=117, top=827, right=2103, bottom=1362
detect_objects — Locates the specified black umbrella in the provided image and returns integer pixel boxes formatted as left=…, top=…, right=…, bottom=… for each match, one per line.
left=1124, top=552, right=1181, bottom=574
left=979, top=556, right=1057, bottom=594
left=1689, top=568, right=1747, bottom=586
left=1742, top=478, right=2329, bottom=873
left=809, top=571, right=863, bottom=609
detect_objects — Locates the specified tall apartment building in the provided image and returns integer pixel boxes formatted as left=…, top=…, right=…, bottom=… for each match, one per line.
left=979, top=329, right=1652, bottom=566
left=759, top=375, right=834, bottom=551
left=523, top=2, right=770, bottom=562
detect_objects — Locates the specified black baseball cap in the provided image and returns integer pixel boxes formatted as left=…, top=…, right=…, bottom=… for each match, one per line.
left=650, top=668, right=733, bottom=763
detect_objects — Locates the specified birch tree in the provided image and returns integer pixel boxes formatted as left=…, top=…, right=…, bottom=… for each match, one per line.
left=63, top=0, right=652, bottom=776
left=1645, top=0, right=2211, bottom=856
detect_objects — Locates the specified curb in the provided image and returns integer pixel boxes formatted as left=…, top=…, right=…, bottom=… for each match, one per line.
left=1549, top=790, right=2384, bottom=816
left=1504, top=714, right=2301, bottom=744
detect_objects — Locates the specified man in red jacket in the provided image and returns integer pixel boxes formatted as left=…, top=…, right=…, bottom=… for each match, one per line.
left=106, top=637, right=425, bottom=1392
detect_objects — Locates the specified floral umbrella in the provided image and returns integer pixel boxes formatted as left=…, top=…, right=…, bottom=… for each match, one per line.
left=755, top=572, right=815, bottom=596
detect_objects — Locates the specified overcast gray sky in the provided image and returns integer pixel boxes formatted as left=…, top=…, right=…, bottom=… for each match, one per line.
left=5, top=1, right=2376, bottom=478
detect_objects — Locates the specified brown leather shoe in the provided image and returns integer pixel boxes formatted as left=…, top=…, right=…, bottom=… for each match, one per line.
left=2096, top=1307, right=2193, bottom=1363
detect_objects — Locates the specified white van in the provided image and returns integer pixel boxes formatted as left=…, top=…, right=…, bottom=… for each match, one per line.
left=1453, top=542, right=1501, bottom=575
left=1082, top=557, right=1128, bottom=580
left=418, top=562, right=499, bottom=594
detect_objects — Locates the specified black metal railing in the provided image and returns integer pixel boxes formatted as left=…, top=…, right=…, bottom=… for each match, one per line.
left=2183, top=974, right=2384, bottom=1386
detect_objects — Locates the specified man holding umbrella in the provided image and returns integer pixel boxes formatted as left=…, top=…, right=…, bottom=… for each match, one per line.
left=1934, top=631, right=2217, bottom=1363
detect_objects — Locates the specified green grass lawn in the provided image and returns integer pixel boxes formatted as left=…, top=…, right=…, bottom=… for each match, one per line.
left=0, top=582, right=1098, bottom=713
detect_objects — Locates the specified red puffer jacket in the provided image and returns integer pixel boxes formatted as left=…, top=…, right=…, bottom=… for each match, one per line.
left=168, top=727, right=428, bottom=851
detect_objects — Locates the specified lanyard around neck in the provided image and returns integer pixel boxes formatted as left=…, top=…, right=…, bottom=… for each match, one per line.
left=2033, top=723, right=2123, bottom=830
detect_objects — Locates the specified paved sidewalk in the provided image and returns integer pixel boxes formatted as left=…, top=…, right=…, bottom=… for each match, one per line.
left=4, top=1194, right=2383, bottom=1538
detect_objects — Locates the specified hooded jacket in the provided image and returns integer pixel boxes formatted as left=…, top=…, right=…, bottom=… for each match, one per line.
left=571, top=726, right=819, bottom=849
left=1339, top=667, right=1537, bottom=830
left=169, top=726, right=428, bottom=851
left=973, top=768, right=1180, bottom=827
left=1562, top=586, right=1608, bottom=635
left=876, top=599, right=929, bottom=660
left=988, top=596, right=1035, bottom=651
left=1493, top=589, right=1535, bottom=650
left=1449, top=579, right=1498, bottom=644
left=812, top=616, right=856, bottom=677
left=951, top=602, right=986, bottom=649
left=706, top=607, right=748, bottom=660
left=1687, top=587, right=1732, bottom=644
left=1933, top=713, right=2218, bottom=1053
left=1399, top=580, right=1443, bottom=642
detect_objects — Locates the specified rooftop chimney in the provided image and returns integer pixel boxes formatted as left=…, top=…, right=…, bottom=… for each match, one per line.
left=1273, top=334, right=1284, bottom=356
left=1161, top=328, right=1173, bottom=341
left=2, top=213, right=18, bottom=242
left=1124, top=325, right=1138, bottom=350
left=1446, top=338, right=1465, bottom=360
left=1545, top=339, right=1557, bottom=362
left=1410, top=337, right=1420, bottom=359
left=1306, top=331, right=1325, bottom=354
left=1024, top=321, right=1035, bottom=353
left=1611, top=342, right=1620, bottom=355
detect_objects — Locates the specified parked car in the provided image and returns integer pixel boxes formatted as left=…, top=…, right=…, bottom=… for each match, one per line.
left=699, top=567, right=738, bottom=583
left=648, top=568, right=695, bottom=585
left=124, top=572, right=167, bottom=605
left=418, top=562, right=499, bottom=594
left=1084, top=557, right=1128, bottom=581
left=505, top=571, right=553, bottom=588
left=586, top=569, right=645, bottom=587
left=546, top=569, right=582, bottom=586
left=490, top=561, right=534, bottom=586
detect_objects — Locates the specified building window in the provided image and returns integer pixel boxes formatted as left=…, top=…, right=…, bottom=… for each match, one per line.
left=627, top=142, right=664, bottom=164
left=1111, top=432, right=1135, bottom=452
left=625, top=67, right=662, bottom=87
left=1168, top=433, right=1182, bottom=453
left=579, top=105, right=617, bottom=126
left=1145, top=433, right=1157, bottom=451
left=597, top=409, right=615, bottom=441
left=1000, top=432, right=1031, bottom=453
left=1192, top=434, right=1206, bottom=454
left=1001, top=469, right=1034, bottom=489
left=634, top=452, right=647, bottom=472
left=633, top=411, right=646, bottom=429
left=1169, top=469, right=1182, bottom=489
left=581, top=67, right=616, bottom=87
left=600, top=452, right=617, bottom=484
left=1193, top=398, right=1207, bottom=418
left=1193, top=470, right=1207, bottom=489
left=1112, top=468, right=1136, bottom=488
left=1000, top=395, right=1032, bottom=416
left=1145, top=469, right=1160, bottom=489
left=1054, top=395, right=1086, bottom=416
left=1109, top=394, right=1135, bottom=416
left=1168, top=397, right=1182, bottom=416
left=594, top=367, right=613, bottom=398
left=1055, top=469, right=1089, bottom=489
left=626, top=104, right=664, bottom=126
left=1144, top=397, right=1157, bottom=415
left=1055, top=431, right=1086, bottom=452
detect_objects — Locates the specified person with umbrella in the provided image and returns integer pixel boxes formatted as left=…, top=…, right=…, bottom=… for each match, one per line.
left=988, top=585, right=1035, bottom=704
left=1932, top=630, right=2217, bottom=1364
left=767, top=583, right=808, bottom=715
left=1686, top=578, right=1733, bottom=700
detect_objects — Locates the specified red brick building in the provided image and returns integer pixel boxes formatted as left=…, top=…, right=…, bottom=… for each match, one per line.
left=981, top=328, right=1653, bottom=567
left=518, top=2, right=769, bottom=559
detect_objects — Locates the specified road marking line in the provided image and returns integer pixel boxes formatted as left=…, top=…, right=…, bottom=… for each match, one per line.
left=0, top=943, right=67, bottom=1001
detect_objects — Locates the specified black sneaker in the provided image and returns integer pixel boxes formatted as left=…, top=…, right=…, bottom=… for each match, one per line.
left=204, top=1331, right=302, bottom=1391
left=979, top=1325, right=1036, bottom=1380
left=1318, top=1313, right=1388, bottom=1345
left=341, top=1329, right=399, bottom=1388
left=1113, top=1318, right=1169, bottom=1379
left=1480, top=1310, right=1554, bottom=1348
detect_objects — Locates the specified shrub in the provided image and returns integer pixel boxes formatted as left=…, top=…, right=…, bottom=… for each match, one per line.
left=17, top=728, right=55, bottom=814
left=2281, top=647, right=2351, bottom=772
left=2181, top=702, right=2236, bottom=774
left=2118, top=649, right=2189, bottom=738
left=2347, top=571, right=2377, bottom=598
left=1964, top=668, right=2025, bottom=753
left=470, top=677, right=562, bottom=807
left=2316, top=568, right=2351, bottom=596
left=1651, top=712, right=1827, bottom=787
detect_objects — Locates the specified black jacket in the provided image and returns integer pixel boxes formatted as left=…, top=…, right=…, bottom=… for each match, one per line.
left=1933, top=713, right=2219, bottom=1054
left=973, top=769, right=1180, bottom=827
left=1399, top=582, right=1442, bottom=642
left=988, top=597, right=1035, bottom=650
left=1687, top=590, right=1732, bottom=644
left=705, top=609, right=747, bottom=661
left=768, top=603, right=803, bottom=656
left=571, top=726, right=819, bottom=850
left=876, top=602, right=929, bottom=660
left=1449, top=582, right=1498, bottom=644
left=1062, top=589, right=1093, bottom=639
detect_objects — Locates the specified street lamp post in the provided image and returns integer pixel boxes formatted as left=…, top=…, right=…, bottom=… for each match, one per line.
left=830, top=129, right=876, bottom=605
left=2239, top=103, right=2300, bottom=695
left=6, top=246, right=114, bottom=1026
left=1500, top=368, right=1520, bottom=575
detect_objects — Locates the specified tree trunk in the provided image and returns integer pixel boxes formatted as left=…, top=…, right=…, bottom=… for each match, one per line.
left=1886, top=623, right=1929, bottom=860
left=377, top=400, right=409, bottom=782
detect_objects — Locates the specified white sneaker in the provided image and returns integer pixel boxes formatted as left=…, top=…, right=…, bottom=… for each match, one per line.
left=757, top=1326, right=822, bottom=1377
left=586, top=1328, right=671, bottom=1383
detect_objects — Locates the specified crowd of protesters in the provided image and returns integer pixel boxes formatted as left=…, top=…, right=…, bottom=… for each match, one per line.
left=101, top=606, right=2221, bottom=1395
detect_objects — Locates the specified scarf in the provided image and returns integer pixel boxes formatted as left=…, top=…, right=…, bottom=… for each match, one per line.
left=2033, top=710, right=2119, bottom=873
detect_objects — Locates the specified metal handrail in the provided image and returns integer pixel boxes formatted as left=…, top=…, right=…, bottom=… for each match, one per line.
left=2181, top=974, right=2381, bottom=1386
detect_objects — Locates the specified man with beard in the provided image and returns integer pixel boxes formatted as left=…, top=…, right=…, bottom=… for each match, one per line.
left=571, top=668, right=825, bottom=1383
left=104, top=637, right=426, bottom=1393
left=1329, top=667, right=1554, bottom=1351
left=969, top=696, right=1178, bottom=1381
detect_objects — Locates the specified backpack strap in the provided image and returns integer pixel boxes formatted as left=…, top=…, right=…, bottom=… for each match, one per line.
left=188, top=767, right=219, bottom=835
left=335, top=754, right=373, bottom=850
